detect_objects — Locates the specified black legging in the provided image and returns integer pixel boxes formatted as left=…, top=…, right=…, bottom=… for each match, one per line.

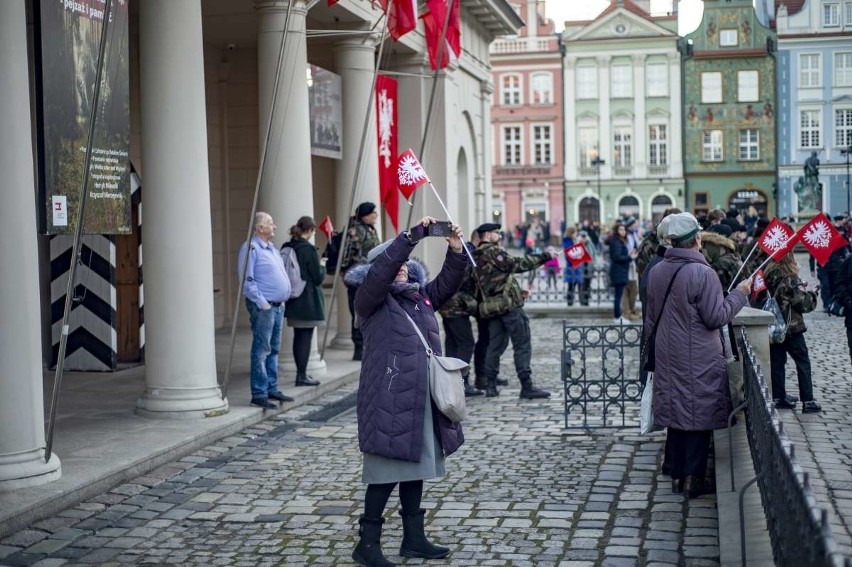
left=364, top=480, right=423, bottom=519
left=293, top=328, right=314, bottom=374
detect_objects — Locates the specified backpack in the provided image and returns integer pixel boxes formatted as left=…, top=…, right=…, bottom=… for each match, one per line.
left=280, top=245, right=306, bottom=298
left=324, top=232, right=344, bottom=275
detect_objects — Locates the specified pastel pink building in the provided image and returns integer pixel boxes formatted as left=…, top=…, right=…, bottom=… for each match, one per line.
left=490, top=0, right=564, bottom=243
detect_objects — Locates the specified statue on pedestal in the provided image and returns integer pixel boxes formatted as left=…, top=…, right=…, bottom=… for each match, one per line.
left=795, top=151, right=822, bottom=213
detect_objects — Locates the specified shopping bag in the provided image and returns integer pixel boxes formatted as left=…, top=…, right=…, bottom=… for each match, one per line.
left=640, top=372, right=660, bottom=435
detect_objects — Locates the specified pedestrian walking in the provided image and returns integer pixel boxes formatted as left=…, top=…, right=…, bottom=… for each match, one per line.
left=343, top=218, right=468, bottom=566
left=645, top=213, right=751, bottom=498
left=474, top=223, right=552, bottom=399
left=237, top=212, right=294, bottom=409
left=621, top=217, right=641, bottom=320
left=607, top=223, right=636, bottom=324
left=281, top=216, right=325, bottom=387
left=343, top=202, right=380, bottom=361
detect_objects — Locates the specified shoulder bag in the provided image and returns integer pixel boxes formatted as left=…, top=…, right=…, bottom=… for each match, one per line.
left=642, top=264, right=687, bottom=372
left=402, top=311, right=468, bottom=423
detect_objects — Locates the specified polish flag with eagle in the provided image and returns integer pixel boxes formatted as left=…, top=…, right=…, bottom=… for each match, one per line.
left=375, top=75, right=399, bottom=231
left=796, top=212, right=848, bottom=266
left=564, top=243, right=592, bottom=268
left=396, top=149, right=430, bottom=201
left=757, top=218, right=797, bottom=259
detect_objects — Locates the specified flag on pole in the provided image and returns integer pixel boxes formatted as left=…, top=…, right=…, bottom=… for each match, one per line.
left=751, top=269, right=767, bottom=301
left=396, top=149, right=430, bottom=201
left=421, top=0, right=461, bottom=70
left=797, top=212, right=848, bottom=266
left=376, top=75, right=399, bottom=231
left=564, top=243, right=592, bottom=268
left=757, top=218, right=797, bottom=259
left=319, top=215, right=334, bottom=240
left=388, top=0, right=417, bottom=41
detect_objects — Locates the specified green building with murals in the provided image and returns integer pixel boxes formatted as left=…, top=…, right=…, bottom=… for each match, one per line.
left=682, top=0, right=777, bottom=219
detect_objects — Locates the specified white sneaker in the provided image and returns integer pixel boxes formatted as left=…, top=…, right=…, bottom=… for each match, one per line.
left=613, top=317, right=625, bottom=325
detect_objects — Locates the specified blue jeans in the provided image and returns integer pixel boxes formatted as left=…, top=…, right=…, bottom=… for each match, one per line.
left=613, top=283, right=626, bottom=318
left=246, top=300, right=283, bottom=398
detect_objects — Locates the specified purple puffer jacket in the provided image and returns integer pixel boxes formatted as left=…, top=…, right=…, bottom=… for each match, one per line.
left=344, top=234, right=467, bottom=462
left=644, top=248, right=748, bottom=431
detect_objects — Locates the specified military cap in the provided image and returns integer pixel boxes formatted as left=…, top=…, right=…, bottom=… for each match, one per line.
left=475, top=223, right=501, bottom=235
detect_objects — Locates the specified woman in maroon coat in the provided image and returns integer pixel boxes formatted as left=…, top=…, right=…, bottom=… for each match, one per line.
left=644, top=213, right=752, bottom=498
left=344, top=217, right=467, bottom=566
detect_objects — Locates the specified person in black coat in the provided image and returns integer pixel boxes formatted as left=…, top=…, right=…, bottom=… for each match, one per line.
left=608, top=223, right=636, bottom=324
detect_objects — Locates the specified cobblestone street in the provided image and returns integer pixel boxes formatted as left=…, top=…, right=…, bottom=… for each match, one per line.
left=0, top=318, right=725, bottom=566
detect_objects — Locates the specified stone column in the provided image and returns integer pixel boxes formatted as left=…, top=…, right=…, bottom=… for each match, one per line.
left=137, top=0, right=228, bottom=418
left=330, top=34, right=382, bottom=349
left=0, top=1, right=62, bottom=489
left=633, top=54, right=647, bottom=180
left=476, top=80, right=494, bottom=226
left=669, top=53, right=684, bottom=180
left=598, top=56, right=612, bottom=220
left=255, top=0, right=326, bottom=376
left=564, top=56, right=578, bottom=182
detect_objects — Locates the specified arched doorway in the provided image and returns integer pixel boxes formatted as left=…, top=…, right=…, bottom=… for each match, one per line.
left=618, top=195, right=640, bottom=219
left=651, top=195, right=673, bottom=225
left=579, top=197, right=600, bottom=224
left=728, top=188, right=769, bottom=218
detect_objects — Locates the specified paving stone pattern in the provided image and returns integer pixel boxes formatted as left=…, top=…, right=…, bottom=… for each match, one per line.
left=0, top=319, right=721, bottom=566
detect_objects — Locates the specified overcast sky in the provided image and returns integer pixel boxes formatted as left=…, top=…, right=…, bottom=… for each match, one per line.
left=546, top=0, right=705, bottom=35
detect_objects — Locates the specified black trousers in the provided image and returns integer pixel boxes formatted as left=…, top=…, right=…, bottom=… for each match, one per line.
left=347, top=286, right=363, bottom=352
left=665, top=428, right=712, bottom=480
left=483, top=308, right=532, bottom=383
left=292, top=327, right=313, bottom=374
left=443, top=316, right=475, bottom=371
left=769, top=331, right=814, bottom=402
left=473, top=317, right=491, bottom=380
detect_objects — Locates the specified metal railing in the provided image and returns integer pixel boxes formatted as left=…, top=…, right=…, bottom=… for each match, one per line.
left=523, top=264, right=615, bottom=307
left=736, top=331, right=850, bottom=567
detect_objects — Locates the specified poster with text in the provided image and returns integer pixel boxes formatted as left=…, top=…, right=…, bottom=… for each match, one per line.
left=308, top=65, right=343, bottom=160
left=38, top=0, right=131, bottom=234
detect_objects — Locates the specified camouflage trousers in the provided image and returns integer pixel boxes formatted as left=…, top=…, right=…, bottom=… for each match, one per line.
left=482, top=308, right=532, bottom=385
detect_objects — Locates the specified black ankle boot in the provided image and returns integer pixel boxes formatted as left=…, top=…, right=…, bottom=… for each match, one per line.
left=295, top=373, right=320, bottom=387
left=683, top=475, right=715, bottom=499
left=463, top=376, right=483, bottom=397
left=399, top=509, right=450, bottom=559
left=474, top=376, right=487, bottom=390
left=496, top=376, right=509, bottom=386
left=519, top=377, right=551, bottom=399
left=485, top=377, right=499, bottom=397
left=352, top=516, right=395, bottom=566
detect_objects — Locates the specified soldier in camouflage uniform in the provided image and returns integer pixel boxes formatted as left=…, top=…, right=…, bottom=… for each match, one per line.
left=763, top=253, right=822, bottom=413
left=636, top=207, right=681, bottom=286
left=343, top=202, right=380, bottom=360
left=473, top=223, right=552, bottom=399
left=701, top=225, right=743, bottom=291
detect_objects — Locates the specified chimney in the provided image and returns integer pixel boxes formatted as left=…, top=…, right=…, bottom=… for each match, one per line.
left=672, top=0, right=679, bottom=15
left=632, top=0, right=651, bottom=13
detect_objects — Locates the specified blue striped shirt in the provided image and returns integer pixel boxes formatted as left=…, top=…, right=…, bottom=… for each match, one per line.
left=238, top=236, right=291, bottom=308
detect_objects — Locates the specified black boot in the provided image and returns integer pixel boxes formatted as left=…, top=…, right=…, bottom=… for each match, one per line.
left=352, top=516, right=395, bottom=567
left=496, top=376, right=509, bottom=386
left=353, top=347, right=363, bottom=362
left=399, top=509, right=450, bottom=559
left=683, top=475, right=716, bottom=499
left=463, top=376, right=483, bottom=397
left=519, top=377, right=551, bottom=399
left=485, top=376, right=499, bottom=397
left=295, top=373, right=320, bottom=387
left=474, top=376, right=487, bottom=390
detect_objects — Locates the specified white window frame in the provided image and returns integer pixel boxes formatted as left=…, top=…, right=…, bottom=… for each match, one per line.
left=800, top=109, right=822, bottom=149
left=737, top=70, right=759, bottom=102
left=576, top=65, right=598, bottom=100
left=702, top=130, right=724, bottom=162
left=612, top=124, right=633, bottom=167
left=739, top=129, right=760, bottom=161
left=835, top=52, right=852, bottom=87
left=846, top=1, right=852, bottom=25
left=501, top=124, right=523, bottom=166
left=720, top=29, right=738, bottom=46
left=578, top=125, right=599, bottom=168
left=824, top=3, right=840, bottom=26
left=836, top=108, right=852, bottom=148
left=501, top=74, right=522, bottom=106
left=530, top=72, right=553, bottom=105
left=648, top=124, right=668, bottom=166
left=800, top=53, right=822, bottom=87
left=701, top=72, right=723, bottom=104
left=611, top=63, right=633, bottom=98
left=532, top=123, right=553, bottom=165
left=646, top=62, right=668, bottom=97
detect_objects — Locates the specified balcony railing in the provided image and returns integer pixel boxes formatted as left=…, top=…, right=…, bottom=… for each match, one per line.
left=491, top=37, right=554, bottom=54
left=613, top=166, right=633, bottom=176
left=494, top=164, right=553, bottom=176
left=578, top=167, right=597, bottom=177
left=648, top=165, right=669, bottom=176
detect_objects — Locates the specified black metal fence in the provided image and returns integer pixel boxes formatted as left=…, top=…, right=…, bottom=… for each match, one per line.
left=523, top=264, right=615, bottom=307
left=738, top=331, right=850, bottom=566
left=560, top=322, right=643, bottom=429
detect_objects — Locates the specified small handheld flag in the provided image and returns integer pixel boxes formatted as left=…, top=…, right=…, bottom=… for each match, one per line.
left=751, top=269, right=767, bottom=301
left=319, top=216, right=334, bottom=240
left=564, top=243, right=592, bottom=268
left=396, top=149, right=430, bottom=201
left=797, top=212, right=847, bottom=267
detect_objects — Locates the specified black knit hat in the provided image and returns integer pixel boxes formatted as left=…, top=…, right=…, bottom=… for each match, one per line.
left=356, top=202, right=377, bottom=219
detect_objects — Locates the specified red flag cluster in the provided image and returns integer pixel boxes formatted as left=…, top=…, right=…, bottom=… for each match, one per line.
left=564, top=243, right=592, bottom=268
left=376, top=75, right=399, bottom=231
left=757, top=213, right=847, bottom=267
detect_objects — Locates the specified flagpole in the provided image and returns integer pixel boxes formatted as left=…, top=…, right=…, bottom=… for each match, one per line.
left=405, top=0, right=456, bottom=229
left=744, top=242, right=790, bottom=282
left=428, top=182, right=476, bottom=266
left=726, top=241, right=759, bottom=293
left=319, top=14, right=390, bottom=361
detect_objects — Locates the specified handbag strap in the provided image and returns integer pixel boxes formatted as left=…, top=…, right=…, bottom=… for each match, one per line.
left=649, top=263, right=688, bottom=335
left=401, top=310, right=433, bottom=357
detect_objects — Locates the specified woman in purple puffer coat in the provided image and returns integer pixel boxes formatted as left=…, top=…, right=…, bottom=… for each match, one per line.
left=344, top=217, right=467, bottom=567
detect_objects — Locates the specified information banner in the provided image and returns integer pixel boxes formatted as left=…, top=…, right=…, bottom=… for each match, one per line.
left=308, top=64, right=343, bottom=160
left=38, top=0, right=131, bottom=235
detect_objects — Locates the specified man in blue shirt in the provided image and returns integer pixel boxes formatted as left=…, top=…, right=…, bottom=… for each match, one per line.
left=238, top=212, right=294, bottom=409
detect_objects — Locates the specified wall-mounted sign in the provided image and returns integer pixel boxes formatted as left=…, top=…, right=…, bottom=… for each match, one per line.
left=308, top=65, right=342, bottom=160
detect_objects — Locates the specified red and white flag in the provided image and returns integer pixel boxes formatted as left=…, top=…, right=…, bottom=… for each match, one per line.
left=319, top=215, right=334, bottom=240
left=396, top=149, right=430, bottom=201
left=375, top=75, right=399, bottom=232
left=751, top=269, right=767, bottom=301
left=796, top=212, right=848, bottom=266
left=757, top=218, right=797, bottom=259
left=421, top=0, right=461, bottom=70
left=564, top=243, right=592, bottom=268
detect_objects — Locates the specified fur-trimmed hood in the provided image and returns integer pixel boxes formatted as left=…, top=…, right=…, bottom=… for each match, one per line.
left=344, top=258, right=429, bottom=288
left=701, top=230, right=737, bottom=252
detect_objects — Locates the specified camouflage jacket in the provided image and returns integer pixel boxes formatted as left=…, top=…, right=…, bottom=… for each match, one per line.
left=700, top=231, right=742, bottom=291
left=473, top=242, right=550, bottom=315
left=439, top=243, right=479, bottom=319
left=635, top=232, right=659, bottom=284
left=343, top=220, right=379, bottom=270
left=764, top=263, right=817, bottom=335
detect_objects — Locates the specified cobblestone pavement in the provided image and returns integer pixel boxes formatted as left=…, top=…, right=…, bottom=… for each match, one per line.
left=1, top=318, right=722, bottom=566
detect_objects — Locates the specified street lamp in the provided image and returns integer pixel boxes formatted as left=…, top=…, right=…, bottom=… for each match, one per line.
left=842, top=134, right=852, bottom=215
left=592, top=156, right=605, bottom=223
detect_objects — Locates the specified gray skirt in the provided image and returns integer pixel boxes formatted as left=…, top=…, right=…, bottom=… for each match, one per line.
left=361, top=379, right=446, bottom=485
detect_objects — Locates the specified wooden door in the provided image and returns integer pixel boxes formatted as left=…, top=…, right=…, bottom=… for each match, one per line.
left=115, top=205, right=140, bottom=362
